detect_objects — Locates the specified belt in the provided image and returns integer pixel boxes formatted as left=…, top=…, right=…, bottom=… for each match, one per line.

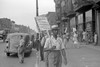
left=44, top=50, right=60, bottom=52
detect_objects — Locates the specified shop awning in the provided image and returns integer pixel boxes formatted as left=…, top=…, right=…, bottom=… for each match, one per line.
left=67, top=11, right=76, bottom=18
left=61, top=17, right=69, bottom=22
left=95, top=0, right=100, bottom=10
left=74, top=3, right=93, bottom=13
left=95, top=0, right=100, bottom=3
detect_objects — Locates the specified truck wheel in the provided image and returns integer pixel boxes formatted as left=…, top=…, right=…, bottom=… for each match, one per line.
left=6, top=53, right=10, bottom=56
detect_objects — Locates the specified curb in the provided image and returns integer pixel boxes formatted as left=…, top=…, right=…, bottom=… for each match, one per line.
left=68, top=40, right=100, bottom=51
left=85, top=45, right=100, bottom=51
left=80, top=42, right=100, bottom=51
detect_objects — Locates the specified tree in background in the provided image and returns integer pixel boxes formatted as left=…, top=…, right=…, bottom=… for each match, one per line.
left=0, top=18, right=12, bottom=31
left=0, top=18, right=36, bottom=34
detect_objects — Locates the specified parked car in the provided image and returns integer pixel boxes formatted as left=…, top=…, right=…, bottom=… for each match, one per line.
left=0, top=30, right=8, bottom=42
left=0, top=30, right=4, bottom=39
left=4, top=33, right=32, bottom=56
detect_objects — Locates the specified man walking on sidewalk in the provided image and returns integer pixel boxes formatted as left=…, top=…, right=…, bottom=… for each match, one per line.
left=44, top=25, right=67, bottom=67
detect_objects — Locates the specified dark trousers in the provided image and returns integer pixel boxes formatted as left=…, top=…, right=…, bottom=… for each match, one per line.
left=40, top=46, right=44, bottom=61
left=35, top=40, right=40, bottom=51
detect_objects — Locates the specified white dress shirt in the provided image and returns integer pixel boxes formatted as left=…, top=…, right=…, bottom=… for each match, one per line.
left=44, top=36, right=65, bottom=50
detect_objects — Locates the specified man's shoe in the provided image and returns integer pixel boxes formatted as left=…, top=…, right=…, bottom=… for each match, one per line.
left=19, top=60, right=24, bottom=64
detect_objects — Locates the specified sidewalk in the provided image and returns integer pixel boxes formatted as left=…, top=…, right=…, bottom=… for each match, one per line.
left=83, top=44, right=100, bottom=51
left=80, top=42, right=100, bottom=51
left=39, top=56, right=68, bottom=67
left=68, top=39, right=100, bottom=51
left=39, top=40, right=100, bottom=67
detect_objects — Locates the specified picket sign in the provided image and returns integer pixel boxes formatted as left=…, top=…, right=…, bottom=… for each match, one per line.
left=35, top=16, right=51, bottom=31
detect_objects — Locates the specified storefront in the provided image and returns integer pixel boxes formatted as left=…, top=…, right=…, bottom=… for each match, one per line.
left=70, top=17, right=76, bottom=36
left=85, top=10, right=92, bottom=32
left=77, top=14, right=83, bottom=42
left=70, top=17, right=76, bottom=32
left=95, top=0, right=100, bottom=45
left=78, top=14, right=83, bottom=32
left=85, top=9, right=94, bottom=43
left=72, top=0, right=97, bottom=44
left=96, top=10, right=100, bottom=45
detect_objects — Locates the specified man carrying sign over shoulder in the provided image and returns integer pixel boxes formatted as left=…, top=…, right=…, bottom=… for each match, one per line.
left=44, top=25, right=67, bottom=67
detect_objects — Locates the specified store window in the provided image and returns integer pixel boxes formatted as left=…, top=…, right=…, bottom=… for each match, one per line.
left=85, top=9, right=92, bottom=31
left=78, top=14, right=83, bottom=31
left=70, top=17, right=75, bottom=27
left=86, top=9, right=92, bottom=22
left=78, top=14, right=83, bottom=24
left=85, top=9, right=93, bottom=43
left=70, top=17, right=75, bottom=32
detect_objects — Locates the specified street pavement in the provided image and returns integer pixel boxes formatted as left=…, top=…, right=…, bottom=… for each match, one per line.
left=39, top=40, right=100, bottom=67
left=0, top=40, right=100, bottom=67
left=0, top=40, right=37, bottom=67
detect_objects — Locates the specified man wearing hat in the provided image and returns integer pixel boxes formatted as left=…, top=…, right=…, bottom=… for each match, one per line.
left=44, top=25, right=67, bottom=67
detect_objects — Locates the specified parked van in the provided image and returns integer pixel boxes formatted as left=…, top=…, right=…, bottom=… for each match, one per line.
left=4, top=33, right=32, bottom=56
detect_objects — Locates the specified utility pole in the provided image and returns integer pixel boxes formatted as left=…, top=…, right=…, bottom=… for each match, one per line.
left=36, top=0, right=39, bottom=16
left=35, top=0, right=40, bottom=67
left=35, top=0, right=40, bottom=33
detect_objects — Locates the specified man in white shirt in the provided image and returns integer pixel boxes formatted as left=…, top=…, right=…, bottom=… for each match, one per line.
left=44, top=25, right=67, bottom=67
left=82, top=31, right=86, bottom=42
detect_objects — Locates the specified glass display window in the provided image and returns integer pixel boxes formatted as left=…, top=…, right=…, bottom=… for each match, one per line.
left=78, top=14, right=83, bottom=24
left=70, top=17, right=75, bottom=27
left=86, top=9, right=92, bottom=22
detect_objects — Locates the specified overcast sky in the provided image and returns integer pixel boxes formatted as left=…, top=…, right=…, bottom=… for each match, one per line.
left=0, top=0, right=55, bottom=32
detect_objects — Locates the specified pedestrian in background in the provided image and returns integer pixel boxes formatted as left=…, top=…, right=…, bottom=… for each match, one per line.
left=94, top=32, right=98, bottom=46
left=29, top=34, right=34, bottom=49
left=85, top=31, right=88, bottom=44
left=62, top=33, right=67, bottom=49
left=73, top=31, right=80, bottom=48
left=40, top=32, right=46, bottom=61
left=18, top=35, right=30, bottom=63
left=44, top=25, right=67, bottom=67
left=34, top=33, right=40, bottom=51
left=82, top=31, right=87, bottom=43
